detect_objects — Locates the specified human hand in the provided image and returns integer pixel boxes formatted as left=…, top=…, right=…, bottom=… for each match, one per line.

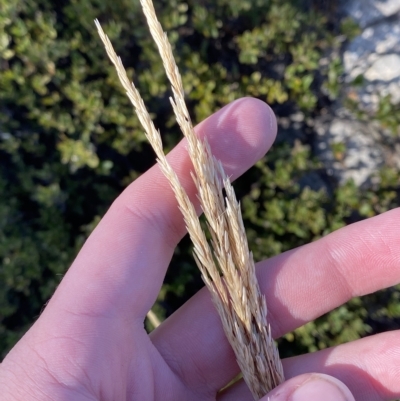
left=0, top=98, right=399, bottom=401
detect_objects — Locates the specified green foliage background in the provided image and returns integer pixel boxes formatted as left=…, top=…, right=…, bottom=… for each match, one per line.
left=1, top=0, right=400, bottom=369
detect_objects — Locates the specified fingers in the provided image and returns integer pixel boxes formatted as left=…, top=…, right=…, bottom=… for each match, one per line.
left=265, top=374, right=355, bottom=401
left=283, top=331, right=400, bottom=400
left=48, top=97, right=277, bottom=321
left=218, top=373, right=355, bottom=401
left=274, top=374, right=354, bottom=401
left=218, top=331, right=400, bottom=401
left=150, top=207, right=400, bottom=392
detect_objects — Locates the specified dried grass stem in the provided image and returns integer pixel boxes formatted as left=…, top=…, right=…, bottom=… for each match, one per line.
left=95, top=4, right=284, bottom=397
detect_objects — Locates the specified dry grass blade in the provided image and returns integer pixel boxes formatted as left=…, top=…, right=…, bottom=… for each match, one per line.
left=95, top=2, right=284, bottom=396
left=140, top=0, right=284, bottom=397
left=95, top=18, right=227, bottom=314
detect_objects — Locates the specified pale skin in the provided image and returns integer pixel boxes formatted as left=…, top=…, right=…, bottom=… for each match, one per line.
left=0, top=98, right=399, bottom=401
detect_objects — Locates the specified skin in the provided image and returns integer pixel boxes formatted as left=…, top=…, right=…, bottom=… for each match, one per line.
left=0, top=97, right=399, bottom=401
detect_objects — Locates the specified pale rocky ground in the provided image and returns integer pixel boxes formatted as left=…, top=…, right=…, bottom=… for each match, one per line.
left=314, top=0, right=400, bottom=187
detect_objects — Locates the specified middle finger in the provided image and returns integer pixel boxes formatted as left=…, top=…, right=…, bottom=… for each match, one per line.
left=150, top=207, right=400, bottom=392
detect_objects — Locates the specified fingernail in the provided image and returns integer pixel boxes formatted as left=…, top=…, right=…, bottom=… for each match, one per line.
left=290, top=376, right=350, bottom=401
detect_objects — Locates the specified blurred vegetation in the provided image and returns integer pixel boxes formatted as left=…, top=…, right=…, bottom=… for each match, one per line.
left=1, top=0, right=399, bottom=370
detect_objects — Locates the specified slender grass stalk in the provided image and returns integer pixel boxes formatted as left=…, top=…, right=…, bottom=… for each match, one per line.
left=146, top=309, right=161, bottom=329
left=95, top=2, right=284, bottom=396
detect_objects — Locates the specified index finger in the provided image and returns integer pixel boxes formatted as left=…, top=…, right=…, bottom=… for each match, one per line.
left=47, top=97, right=277, bottom=321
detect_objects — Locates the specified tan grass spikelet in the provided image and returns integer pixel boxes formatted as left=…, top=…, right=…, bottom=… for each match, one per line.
left=95, top=1, right=285, bottom=397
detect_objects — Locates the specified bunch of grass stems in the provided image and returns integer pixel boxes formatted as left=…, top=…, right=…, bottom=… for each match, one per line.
left=95, top=0, right=284, bottom=398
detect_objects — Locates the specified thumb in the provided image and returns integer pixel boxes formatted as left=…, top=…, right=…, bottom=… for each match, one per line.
left=263, top=373, right=355, bottom=401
